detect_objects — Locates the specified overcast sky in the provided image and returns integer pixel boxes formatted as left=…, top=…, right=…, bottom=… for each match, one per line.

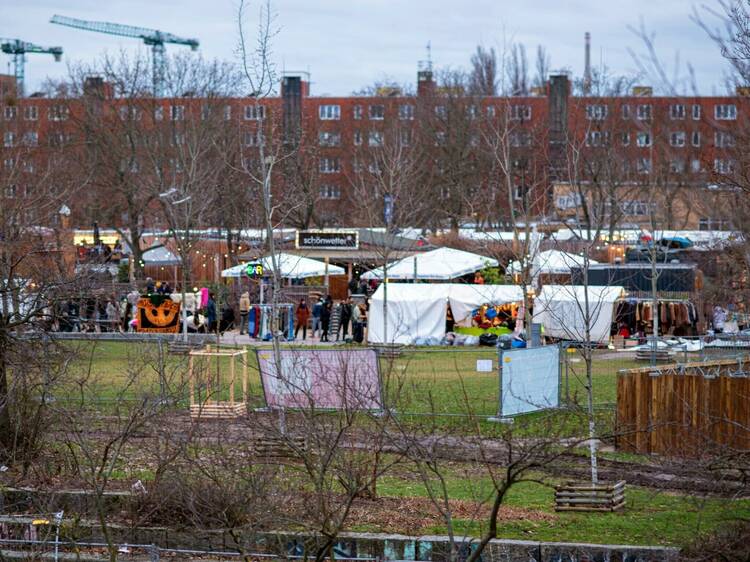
left=2, top=0, right=735, bottom=96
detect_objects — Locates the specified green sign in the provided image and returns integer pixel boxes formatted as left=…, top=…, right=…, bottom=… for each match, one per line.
left=245, top=263, right=264, bottom=278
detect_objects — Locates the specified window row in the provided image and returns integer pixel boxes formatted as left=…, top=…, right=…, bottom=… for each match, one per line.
left=3, top=105, right=67, bottom=121
left=586, top=130, right=734, bottom=148
left=319, top=103, right=533, bottom=121
left=587, top=103, right=736, bottom=121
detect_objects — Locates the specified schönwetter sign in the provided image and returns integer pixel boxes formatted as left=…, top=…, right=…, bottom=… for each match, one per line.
left=296, top=230, right=358, bottom=250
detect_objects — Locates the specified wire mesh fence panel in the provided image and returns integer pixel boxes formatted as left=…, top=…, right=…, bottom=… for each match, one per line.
left=378, top=348, right=500, bottom=417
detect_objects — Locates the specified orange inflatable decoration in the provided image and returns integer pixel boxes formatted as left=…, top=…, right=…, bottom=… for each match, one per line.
left=136, top=296, right=181, bottom=333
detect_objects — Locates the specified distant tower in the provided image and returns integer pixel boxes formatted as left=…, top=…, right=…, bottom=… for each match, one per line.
left=417, top=40, right=435, bottom=97
left=583, top=32, right=592, bottom=96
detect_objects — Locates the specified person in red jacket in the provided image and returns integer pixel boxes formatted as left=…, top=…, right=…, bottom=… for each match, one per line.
left=295, top=298, right=310, bottom=340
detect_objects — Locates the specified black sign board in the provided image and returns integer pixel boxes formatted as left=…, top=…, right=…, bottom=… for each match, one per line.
left=296, top=231, right=359, bottom=250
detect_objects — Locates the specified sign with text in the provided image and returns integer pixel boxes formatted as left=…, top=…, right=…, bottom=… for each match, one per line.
left=500, top=345, right=559, bottom=417
left=296, top=230, right=358, bottom=250
left=256, top=348, right=382, bottom=410
left=244, top=262, right=264, bottom=278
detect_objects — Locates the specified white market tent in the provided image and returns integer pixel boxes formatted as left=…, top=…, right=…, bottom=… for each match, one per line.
left=361, top=247, right=498, bottom=281
left=221, top=253, right=345, bottom=280
left=533, top=285, right=625, bottom=344
left=368, top=283, right=524, bottom=344
left=142, top=245, right=181, bottom=266
left=508, top=250, right=598, bottom=277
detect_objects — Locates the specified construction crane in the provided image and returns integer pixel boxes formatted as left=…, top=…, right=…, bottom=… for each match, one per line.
left=0, top=39, right=63, bottom=97
left=50, top=15, right=199, bottom=97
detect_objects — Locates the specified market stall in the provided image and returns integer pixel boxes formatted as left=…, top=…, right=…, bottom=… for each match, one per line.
left=361, top=247, right=498, bottom=281
left=368, top=283, right=524, bottom=344
left=220, top=252, right=345, bottom=279
left=533, top=285, right=625, bottom=344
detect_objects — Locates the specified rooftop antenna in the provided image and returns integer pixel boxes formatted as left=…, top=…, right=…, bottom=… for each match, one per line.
left=583, top=32, right=592, bottom=96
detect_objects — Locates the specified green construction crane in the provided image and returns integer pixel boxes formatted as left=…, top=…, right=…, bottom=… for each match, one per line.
left=0, top=39, right=63, bottom=97
left=50, top=14, right=199, bottom=97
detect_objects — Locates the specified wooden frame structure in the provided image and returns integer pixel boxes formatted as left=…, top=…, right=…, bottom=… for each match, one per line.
left=188, top=346, right=248, bottom=419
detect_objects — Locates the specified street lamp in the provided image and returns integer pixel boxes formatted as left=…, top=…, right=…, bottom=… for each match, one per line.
left=159, top=189, right=192, bottom=342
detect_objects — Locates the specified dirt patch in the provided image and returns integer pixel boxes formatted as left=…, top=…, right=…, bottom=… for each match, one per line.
left=347, top=496, right=555, bottom=534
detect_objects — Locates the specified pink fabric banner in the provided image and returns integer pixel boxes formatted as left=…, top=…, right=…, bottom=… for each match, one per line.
left=256, top=349, right=382, bottom=410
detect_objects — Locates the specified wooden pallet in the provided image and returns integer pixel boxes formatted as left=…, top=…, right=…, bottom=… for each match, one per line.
left=251, top=436, right=306, bottom=459
left=373, top=344, right=404, bottom=359
left=635, top=349, right=672, bottom=362
left=555, top=480, right=626, bottom=512
left=189, top=401, right=245, bottom=419
left=168, top=340, right=205, bottom=355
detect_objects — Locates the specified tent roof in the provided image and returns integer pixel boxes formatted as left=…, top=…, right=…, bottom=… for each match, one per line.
left=142, top=245, right=181, bottom=266
left=362, top=247, right=498, bottom=280
left=221, top=252, right=345, bottom=279
left=509, top=250, right=598, bottom=276
left=369, top=282, right=523, bottom=304
left=536, top=284, right=625, bottom=304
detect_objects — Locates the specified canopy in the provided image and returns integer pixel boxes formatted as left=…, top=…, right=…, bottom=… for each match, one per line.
left=508, top=250, right=598, bottom=277
left=142, top=245, right=181, bottom=266
left=221, top=252, right=345, bottom=280
left=533, top=285, right=625, bottom=344
left=368, top=283, right=524, bottom=344
left=361, top=247, right=498, bottom=281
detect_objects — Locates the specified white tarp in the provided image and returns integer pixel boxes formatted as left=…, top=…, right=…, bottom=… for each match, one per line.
left=500, top=345, right=560, bottom=416
left=448, top=284, right=524, bottom=327
left=368, top=283, right=524, bottom=344
left=508, top=250, right=598, bottom=276
left=221, top=253, right=345, bottom=279
left=361, top=247, right=498, bottom=281
left=533, top=285, right=625, bottom=344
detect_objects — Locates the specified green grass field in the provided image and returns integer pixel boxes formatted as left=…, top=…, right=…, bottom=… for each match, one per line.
left=56, top=340, right=748, bottom=548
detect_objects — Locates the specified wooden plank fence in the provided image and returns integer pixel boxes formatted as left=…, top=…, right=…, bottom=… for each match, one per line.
left=616, top=358, right=750, bottom=456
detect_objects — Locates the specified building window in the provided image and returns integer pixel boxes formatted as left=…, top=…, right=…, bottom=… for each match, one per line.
left=3, top=132, right=15, bottom=147
left=200, top=104, right=211, bottom=121
left=636, top=131, right=652, bottom=147
left=399, top=129, right=411, bottom=146
left=513, top=185, right=527, bottom=201
left=24, top=106, right=38, bottom=121
left=691, top=131, right=701, bottom=147
left=435, top=105, right=447, bottom=118
left=3, top=106, right=17, bottom=120
left=715, top=104, right=737, bottom=120
left=353, top=130, right=362, bottom=146
left=243, top=130, right=264, bottom=147
left=670, top=104, right=686, bottom=120
left=691, top=159, right=702, bottom=173
left=369, top=104, right=385, bottom=120
left=435, top=131, right=446, bottom=146
left=714, top=158, right=734, bottom=174
left=245, top=104, right=266, bottom=120
left=715, top=131, right=735, bottom=148
left=319, top=157, right=340, bottom=173
left=318, top=131, right=341, bottom=147
left=170, top=105, right=185, bottom=121
left=22, top=160, right=34, bottom=173
left=223, top=105, right=232, bottom=120
left=319, top=184, right=341, bottom=200
left=621, top=132, right=630, bottom=146
left=486, top=106, right=496, bottom=118
left=170, top=132, right=185, bottom=146
left=48, top=105, right=69, bottom=121
left=22, top=131, right=38, bottom=147
left=621, top=104, right=631, bottom=119
left=368, top=130, right=384, bottom=147
left=469, top=133, right=480, bottom=147
left=692, top=104, right=701, bottom=120
left=467, top=105, right=478, bottom=119
left=399, top=104, right=414, bottom=120
left=669, top=131, right=686, bottom=147
left=3, top=157, right=13, bottom=169
left=585, top=131, right=608, bottom=147
left=509, top=105, right=532, bottom=121
left=49, top=132, right=68, bottom=147
left=585, top=104, right=608, bottom=120
left=119, top=106, right=142, bottom=121
left=670, top=159, right=685, bottom=173
left=636, top=104, right=652, bottom=120
left=636, top=157, right=651, bottom=174
left=353, top=105, right=362, bottom=120
left=620, top=200, right=650, bottom=216
left=699, top=218, right=730, bottom=231
left=154, top=106, right=164, bottom=121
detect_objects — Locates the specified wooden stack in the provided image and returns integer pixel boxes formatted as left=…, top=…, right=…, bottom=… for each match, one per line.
left=555, top=480, right=626, bottom=512
left=635, top=348, right=672, bottom=362
left=188, top=346, right=248, bottom=420
left=168, top=340, right=205, bottom=355
left=373, top=343, right=404, bottom=359
left=251, top=436, right=306, bottom=459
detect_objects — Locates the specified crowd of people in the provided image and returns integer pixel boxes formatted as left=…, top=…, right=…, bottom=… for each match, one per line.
left=291, top=296, right=367, bottom=343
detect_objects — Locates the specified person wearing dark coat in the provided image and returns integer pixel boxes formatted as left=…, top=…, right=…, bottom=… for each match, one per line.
left=320, top=297, right=332, bottom=342
left=338, top=298, right=352, bottom=340
left=206, top=293, right=217, bottom=332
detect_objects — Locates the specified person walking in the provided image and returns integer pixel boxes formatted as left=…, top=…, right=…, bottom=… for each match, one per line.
left=206, top=292, right=217, bottom=333
left=339, top=298, right=352, bottom=340
left=351, top=300, right=363, bottom=343
left=320, top=297, right=332, bottom=342
left=239, top=291, right=250, bottom=335
left=311, top=298, right=323, bottom=338
left=295, top=298, right=310, bottom=340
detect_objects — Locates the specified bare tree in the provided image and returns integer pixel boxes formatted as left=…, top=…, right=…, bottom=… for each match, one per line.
left=469, top=45, right=498, bottom=96
left=506, top=44, right=529, bottom=96
left=533, top=45, right=551, bottom=89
